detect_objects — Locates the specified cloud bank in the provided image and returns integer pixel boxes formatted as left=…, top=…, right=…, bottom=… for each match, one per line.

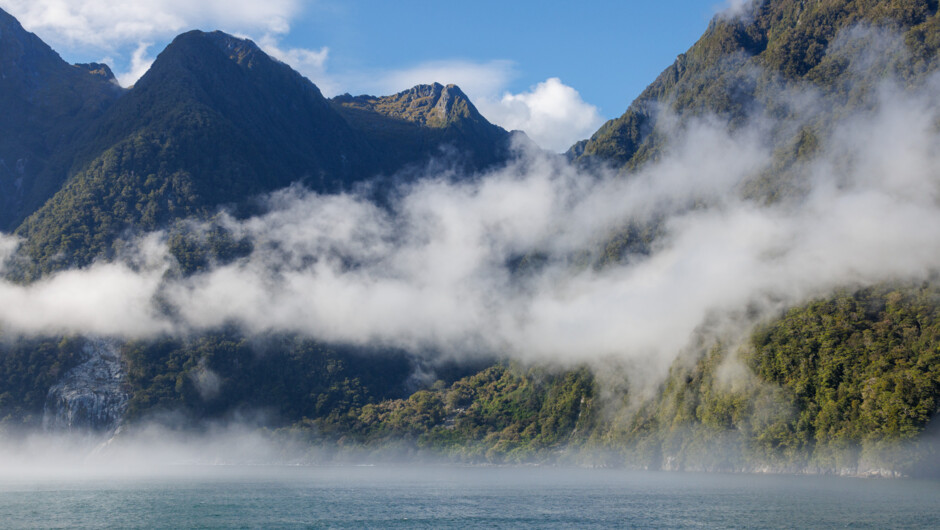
left=2, top=72, right=939, bottom=380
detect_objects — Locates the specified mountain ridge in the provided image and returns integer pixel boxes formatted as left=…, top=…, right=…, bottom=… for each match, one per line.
left=5, top=24, right=514, bottom=273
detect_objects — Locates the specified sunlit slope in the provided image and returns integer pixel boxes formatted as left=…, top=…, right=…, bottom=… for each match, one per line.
left=570, top=0, right=940, bottom=190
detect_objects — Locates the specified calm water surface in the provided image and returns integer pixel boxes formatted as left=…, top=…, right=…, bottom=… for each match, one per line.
left=0, top=466, right=938, bottom=528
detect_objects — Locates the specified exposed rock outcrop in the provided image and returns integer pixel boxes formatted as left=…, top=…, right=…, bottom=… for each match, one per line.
left=43, top=338, right=128, bottom=435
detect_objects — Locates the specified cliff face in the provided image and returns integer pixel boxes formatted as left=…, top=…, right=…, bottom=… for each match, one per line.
left=43, top=339, right=128, bottom=435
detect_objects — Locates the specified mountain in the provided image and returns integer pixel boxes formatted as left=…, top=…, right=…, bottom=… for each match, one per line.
left=333, top=82, right=513, bottom=174
left=0, top=10, right=514, bottom=433
left=569, top=0, right=940, bottom=198
left=2, top=2, right=940, bottom=476
left=296, top=0, right=940, bottom=474
left=7, top=28, right=514, bottom=273
left=0, top=9, right=121, bottom=232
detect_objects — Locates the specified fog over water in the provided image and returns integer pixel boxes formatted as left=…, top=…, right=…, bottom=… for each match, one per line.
left=1, top=464, right=939, bottom=528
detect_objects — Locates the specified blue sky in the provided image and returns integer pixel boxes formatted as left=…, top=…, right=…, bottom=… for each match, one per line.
left=282, top=1, right=720, bottom=117
left=0, top=0, right=729, bottom=150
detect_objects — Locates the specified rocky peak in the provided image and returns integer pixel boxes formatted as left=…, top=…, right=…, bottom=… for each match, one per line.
left=334, top=82, right=484, bottom=128
left=74, top=62, right=118, bottom=82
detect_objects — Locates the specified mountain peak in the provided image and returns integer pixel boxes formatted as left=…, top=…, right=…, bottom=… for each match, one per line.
left=334, top=82, right=482, bottom=128
left=0, top=6, right=26, bottom=33
left=159, top=30, right=271, bottom=71
left=74, top=62, right=117, bottom=82
left=203, top=30, right=268, bottom=68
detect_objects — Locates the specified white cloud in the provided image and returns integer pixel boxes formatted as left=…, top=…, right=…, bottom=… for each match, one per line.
left=327, top=64, right=602, bottom=152
left=0, top=0, right=303, bottom=85
left=115, top=41, right=154, bottom=87
left=0, top=0, right=300, bottom=47
left=256, top=34, right=335, bottom=94
left=0, top=0, right=606, bottom=144
left=3, top=76, right=940, bottom=382
left=717, top=0, right=757, bottom=19
left=475, top=78, right=605, bottom=152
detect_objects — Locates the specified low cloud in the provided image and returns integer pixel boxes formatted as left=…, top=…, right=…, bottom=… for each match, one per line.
left=2, top=74, right=939, bottom=383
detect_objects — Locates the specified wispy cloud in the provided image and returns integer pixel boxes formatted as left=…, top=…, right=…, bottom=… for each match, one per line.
left=115, top=41, right=154, bottom=87
left=716, top=0, right=757, bottom=19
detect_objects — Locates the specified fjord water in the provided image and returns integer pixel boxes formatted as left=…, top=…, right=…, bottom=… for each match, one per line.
left=1, top=466, right=938, bottom=528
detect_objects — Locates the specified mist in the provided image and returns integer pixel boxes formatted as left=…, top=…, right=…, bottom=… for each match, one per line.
left=1, top=70, right=939, bottom=391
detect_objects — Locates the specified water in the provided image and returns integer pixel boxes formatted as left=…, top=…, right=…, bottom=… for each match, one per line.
left=0, top=466, right=938, bottom=528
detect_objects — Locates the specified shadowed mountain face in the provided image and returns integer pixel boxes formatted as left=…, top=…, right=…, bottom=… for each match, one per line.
left=3, top=25, right=513, bottom=273
left=0, top=9, right=122, bottom=232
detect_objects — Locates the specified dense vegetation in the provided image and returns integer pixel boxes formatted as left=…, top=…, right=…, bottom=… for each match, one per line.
left=570, top=0, right=940, bottom=186
left=0, top=336, right=85, bottom=430
left=274, top=285, right=938, bottom=475
left=305, top=364, right=595, bottom=462
left=120, top=331, right=417, bottom=426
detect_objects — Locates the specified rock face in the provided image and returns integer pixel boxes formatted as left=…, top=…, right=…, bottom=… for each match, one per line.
left=43, top=339, right=128, bottom=435
left=334, top=83, right=481, bottom=128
